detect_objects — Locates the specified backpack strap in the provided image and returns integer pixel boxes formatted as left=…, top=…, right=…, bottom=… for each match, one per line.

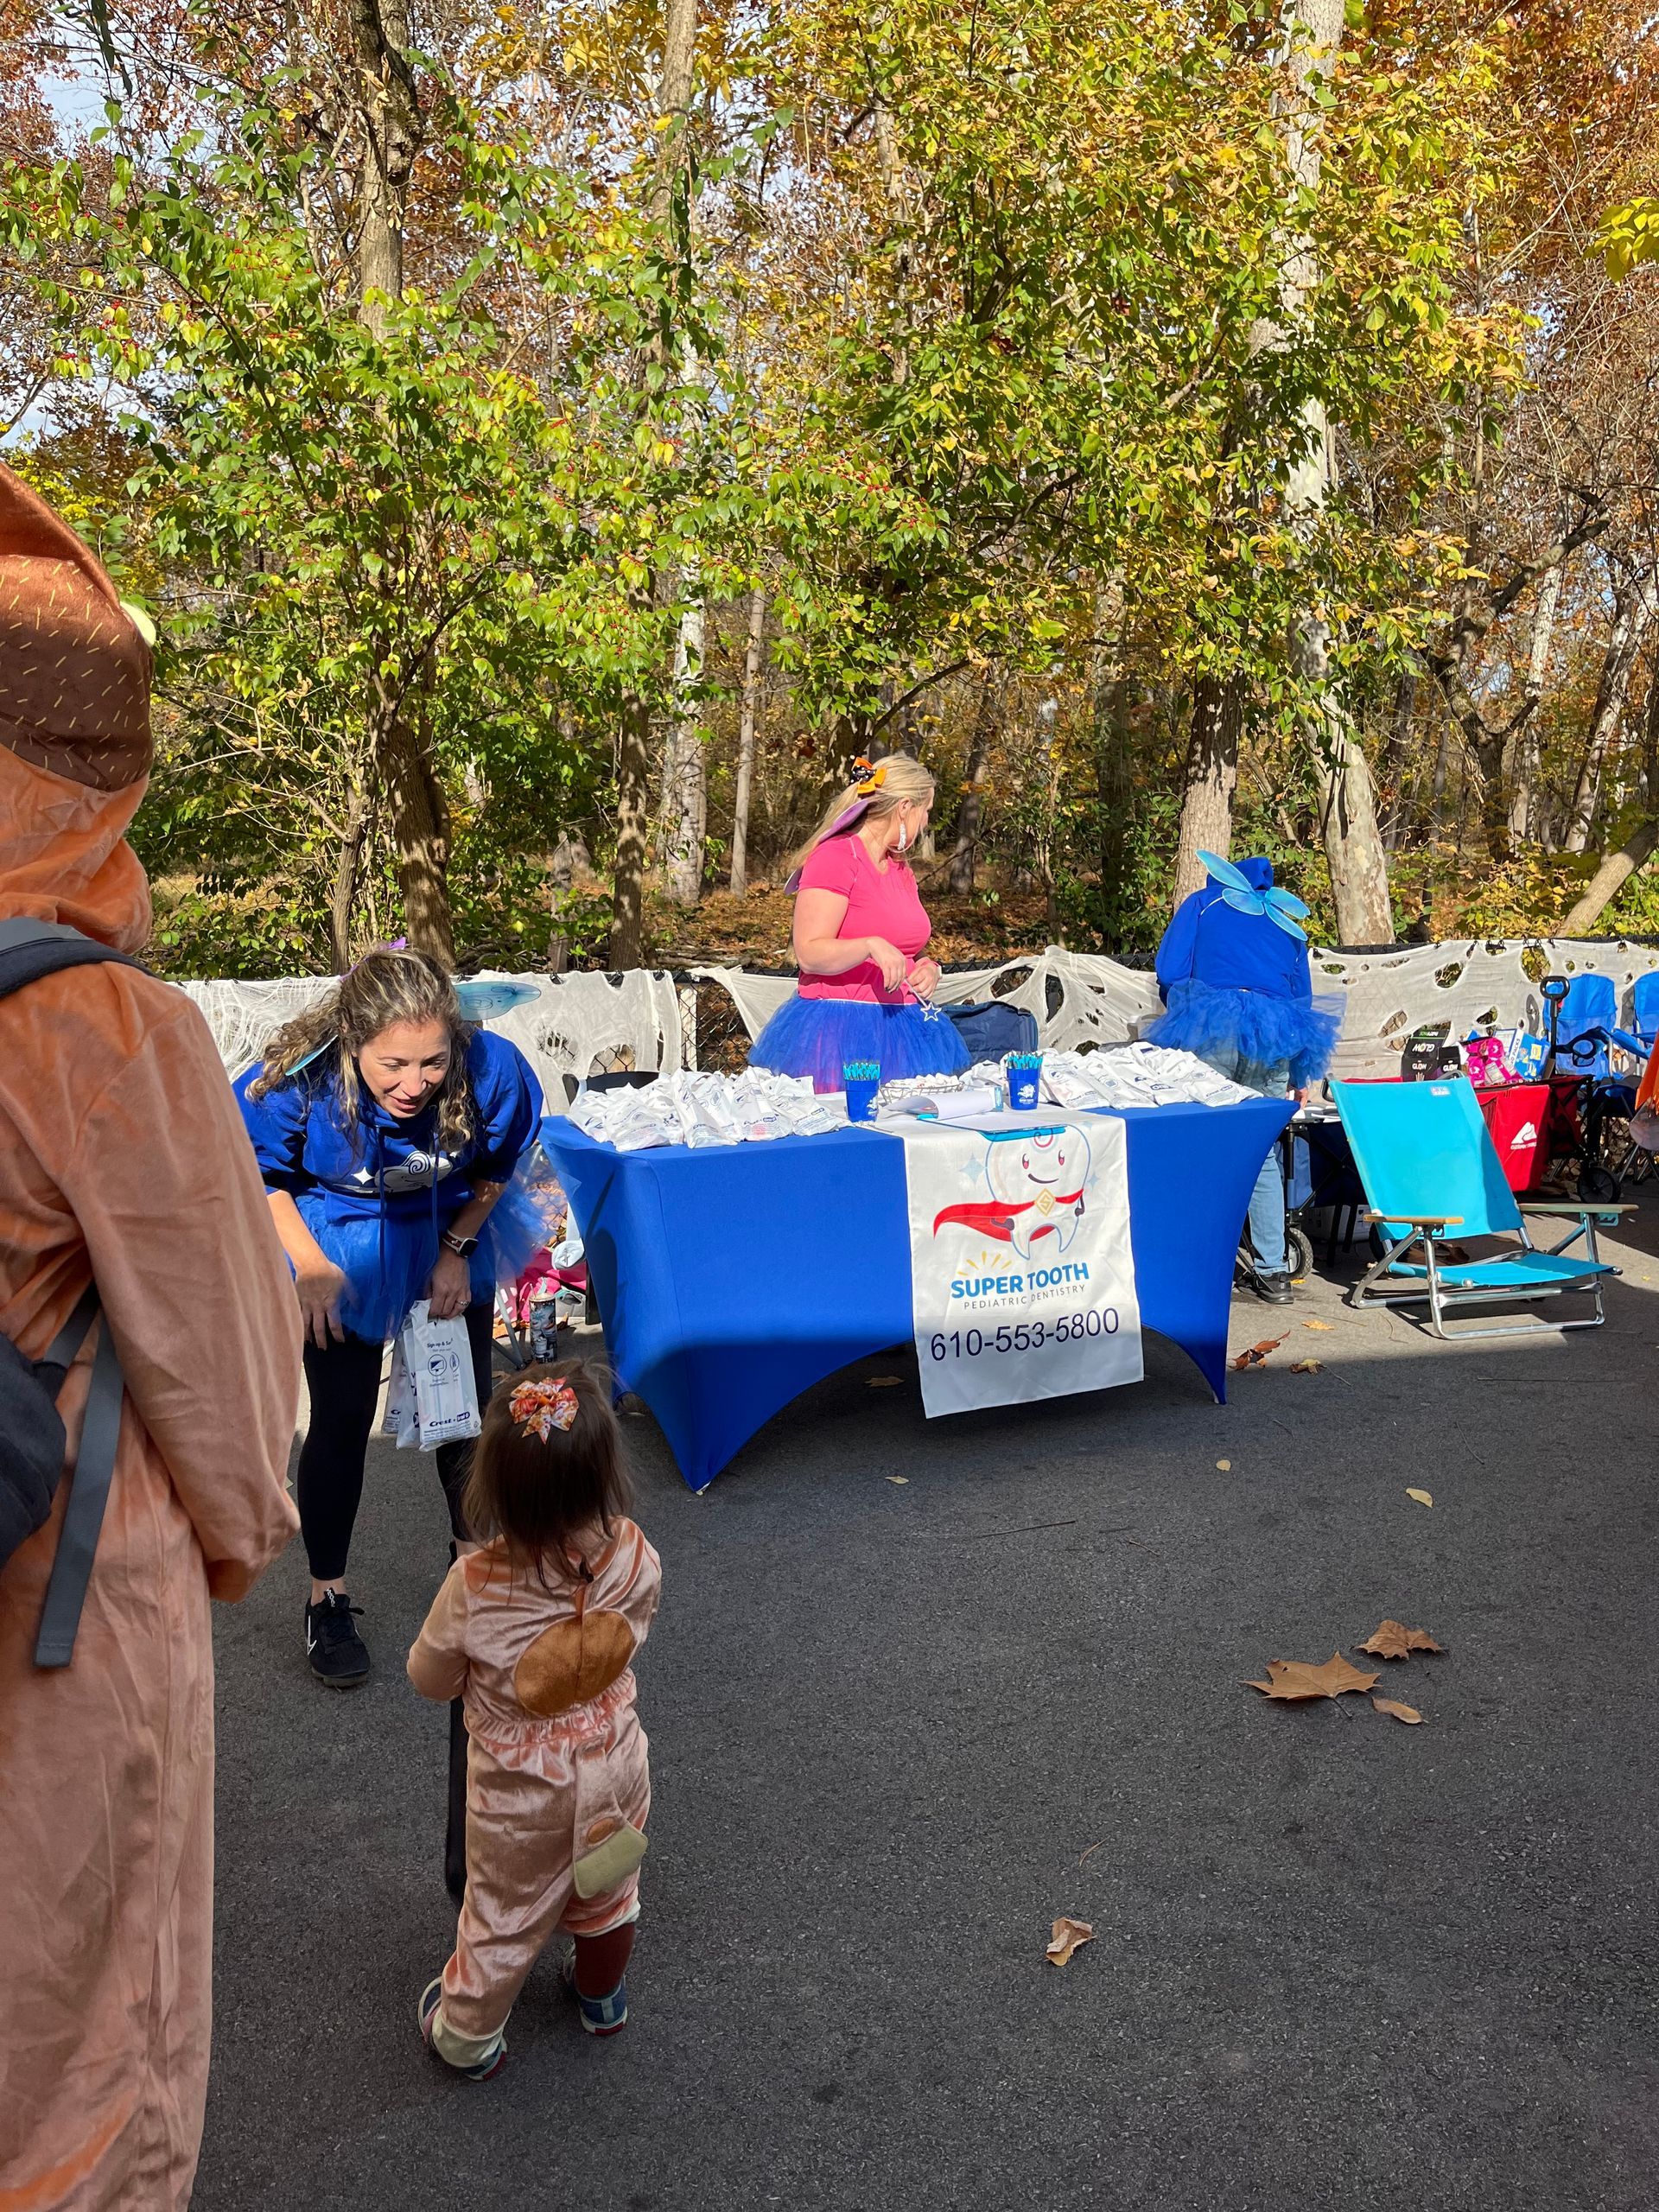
left=0, top=916, right=142, bottom=994
left=34, top=1311, right=124, bottom=1669
left=42, top=1282, right=100, bottom=1376
left=0, top=921, right=138, bottom=1669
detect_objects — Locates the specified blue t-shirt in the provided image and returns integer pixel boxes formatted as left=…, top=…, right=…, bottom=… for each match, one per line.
left=236, top=1027, right=543, bottom=1225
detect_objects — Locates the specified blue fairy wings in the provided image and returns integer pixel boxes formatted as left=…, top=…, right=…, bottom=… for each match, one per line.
left=454, top=978, right=541, bottom=1023
left=1197, top=851, right=1310, bottom=942
left=288, top=976, right=542, bottom=1073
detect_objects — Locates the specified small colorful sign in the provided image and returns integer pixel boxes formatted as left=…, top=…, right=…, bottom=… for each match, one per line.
left=893, top=1115, right=1143, bottom=1418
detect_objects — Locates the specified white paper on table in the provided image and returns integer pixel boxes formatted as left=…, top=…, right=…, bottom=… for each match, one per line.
left=888, top=1115, right=1143, bottom=1418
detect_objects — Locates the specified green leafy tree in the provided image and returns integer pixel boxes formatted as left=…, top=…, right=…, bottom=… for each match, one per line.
left=4, top=81, right=733, bottom=966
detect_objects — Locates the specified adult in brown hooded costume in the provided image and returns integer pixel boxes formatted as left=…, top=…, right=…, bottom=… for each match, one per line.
left=0, top=462, right=302, bottom=2209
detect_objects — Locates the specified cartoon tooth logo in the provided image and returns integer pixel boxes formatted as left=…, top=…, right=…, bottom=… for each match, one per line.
left=932, top=1125, right=1090, bottom=1259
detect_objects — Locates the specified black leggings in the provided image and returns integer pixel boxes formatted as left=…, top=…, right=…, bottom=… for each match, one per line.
left=297, top=1304, right=496, bottom=1581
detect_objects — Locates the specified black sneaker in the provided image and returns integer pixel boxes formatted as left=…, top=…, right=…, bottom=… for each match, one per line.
left=1254, top=1270, right=1295, bottom=1306
left=305, top=1591, right=371, bottom=1687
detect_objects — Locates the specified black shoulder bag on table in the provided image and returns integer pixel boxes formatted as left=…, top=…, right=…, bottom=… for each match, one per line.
left=0, top=918, right=138, bottom=1668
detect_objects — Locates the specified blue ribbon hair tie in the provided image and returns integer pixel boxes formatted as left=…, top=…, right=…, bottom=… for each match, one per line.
left=1196, top=851, right=1311, bottom=943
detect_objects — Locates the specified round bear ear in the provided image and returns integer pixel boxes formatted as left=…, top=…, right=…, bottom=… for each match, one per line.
left=0, top=459, right=152, bottom=791
left=512, top=1609, right=636, bottom=1718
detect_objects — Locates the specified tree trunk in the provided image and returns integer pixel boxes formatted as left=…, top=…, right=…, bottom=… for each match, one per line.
left=1033, top=697, right=1060, bottom=934
left=329, top=781, right=372, bottom=970
left=1309, top=696, right=1394, bottom=943
left=1428, top=707, right=1451, bottom=836
left=649, top=0, right=698, bottom=224
left=728, top=586, right=766, bottom=897
left=608, top=0, right=700, bottom=963
left=344, top=0, right=454, bottom=959
left=661, top=577, right=705, bottom=906
left=1639, top=663, right=1659, bottom=815
left=347, top=0, right=421, bottom=332
left=1173, top=675, right=1242, bottom=908
left=1262, top=0, right=1394, bottom=944
left=378, top=691, right=454, bottom=963
left=1508, top=550, right=1564, bottom=847
left=1088, top=579, right=1134, bottom=920
left=1380, top=667, right=1416, bottom=852
left=1562, top=582, right=1653, bottom=852
left=1559, top=818, right=1659, bottom=938
left=609, top=693, right=654, bottom=969
left=949, top=671, right=997, bottom=894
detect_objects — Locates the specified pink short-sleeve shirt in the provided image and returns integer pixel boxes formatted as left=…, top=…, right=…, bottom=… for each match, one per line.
left=796, top=834, right=931, bottom=1003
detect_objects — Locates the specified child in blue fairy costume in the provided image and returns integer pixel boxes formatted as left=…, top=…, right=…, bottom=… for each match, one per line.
left=237, top=949, right=546, bottom=1686
left=1149, top=853, right=1341, bottom=1306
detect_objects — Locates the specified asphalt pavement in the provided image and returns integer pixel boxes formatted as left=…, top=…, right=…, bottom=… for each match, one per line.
left=197, top=1198, right=1659, bottom=2212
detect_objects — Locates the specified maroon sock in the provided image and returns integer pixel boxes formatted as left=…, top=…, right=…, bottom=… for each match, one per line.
left=573, top=1923, right=636, bottom=1998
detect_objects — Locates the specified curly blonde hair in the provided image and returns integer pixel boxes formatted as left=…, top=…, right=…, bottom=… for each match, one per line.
left=790, top=753, right=935, bottom=875
left=248, top=949, right=477, bottom=1155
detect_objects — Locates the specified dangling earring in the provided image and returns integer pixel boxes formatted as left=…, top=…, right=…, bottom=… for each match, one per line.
left=895, top=811, right=910, bottom=854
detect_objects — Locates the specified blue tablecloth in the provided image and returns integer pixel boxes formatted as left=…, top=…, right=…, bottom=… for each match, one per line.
left=541, top=1097, right=1293, bottom=1491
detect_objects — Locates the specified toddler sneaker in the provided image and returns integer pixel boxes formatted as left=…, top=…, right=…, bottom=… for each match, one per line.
left=560, top=1952, right=628, bottom=2037
left=419, top=1977, right=506, bottom=2080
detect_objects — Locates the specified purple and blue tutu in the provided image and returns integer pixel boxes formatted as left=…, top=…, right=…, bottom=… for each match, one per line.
left=750, top=993, right=970, bottom=1094
left=1147, top=977, right=1341, bottom=1090
left=297, top=1163, right=553, bottom=1344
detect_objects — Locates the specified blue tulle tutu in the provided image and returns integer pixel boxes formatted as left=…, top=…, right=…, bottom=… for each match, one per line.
left=1147, top=977, right=1342, bottom=1090
left=750, top=993, right=971, bottom=1094
left=297, top=1162, right=554, bottom=1344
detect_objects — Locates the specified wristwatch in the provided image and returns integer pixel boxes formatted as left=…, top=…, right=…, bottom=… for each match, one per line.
left=441, top=1230, right=480, bottom=1259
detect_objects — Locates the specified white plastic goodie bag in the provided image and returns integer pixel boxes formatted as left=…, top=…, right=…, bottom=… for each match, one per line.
left=385, top=1299, right=481, bottom=1451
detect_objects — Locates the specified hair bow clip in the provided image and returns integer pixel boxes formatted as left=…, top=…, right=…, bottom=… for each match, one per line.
left=509, top=1376, right=580, bottom=1441
left=853, top=756, right=887, bottom=796
left=1197, top=850, right=1311, bottom=943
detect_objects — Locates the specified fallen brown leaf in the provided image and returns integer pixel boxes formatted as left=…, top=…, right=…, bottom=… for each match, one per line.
left=1372, top=1696, right=1424, bottom=1725
left=1233, top=1335, right=1287, bottom=1370
left=1303, top=1319, right=1334, bottom=1332
left=1357, top=1618, right=1444, bottom=1660
left=1405, top=1487, right=1433, bottom=1509
left=885, top=1476, right=909, bottom=1485
left=1288, top=1358, right=1325, bottom=1374
left=868, top=1376, right=903, bottom=1389
left=1046, top=1916, right=1095, bottom=1967
left=1244, top=1652, right=1380, bottom=1702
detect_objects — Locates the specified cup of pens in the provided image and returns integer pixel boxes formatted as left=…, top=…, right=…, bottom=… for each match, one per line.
left=843, top=1061, right=881, bottom=1123
left=1006, top=1051, right=1043, bottom=1111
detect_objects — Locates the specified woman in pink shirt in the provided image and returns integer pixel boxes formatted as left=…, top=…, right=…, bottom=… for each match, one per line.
left=749, top=755, right=970, bottom=1092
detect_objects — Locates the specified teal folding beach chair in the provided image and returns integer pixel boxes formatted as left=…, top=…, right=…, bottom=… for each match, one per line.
left=1332, top=1077, right=1626, bottom=1339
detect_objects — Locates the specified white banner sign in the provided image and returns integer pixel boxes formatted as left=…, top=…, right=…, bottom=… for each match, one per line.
left=893, top=1112, right=1143, bottom=1418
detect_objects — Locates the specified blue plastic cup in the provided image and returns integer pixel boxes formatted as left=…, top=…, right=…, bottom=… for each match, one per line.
left=843, top=1063, right=880, bottom=1122
left=1007, top=1055, right=1043, bottom=1111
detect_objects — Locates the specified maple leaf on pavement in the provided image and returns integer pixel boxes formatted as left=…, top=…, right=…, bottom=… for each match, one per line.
left=1233, top=1335, right=1287, bottom=1370
left=1357, top=1619, right=1444, bottom=1659
left=1244, top=1652, right=1380, bottom=1701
